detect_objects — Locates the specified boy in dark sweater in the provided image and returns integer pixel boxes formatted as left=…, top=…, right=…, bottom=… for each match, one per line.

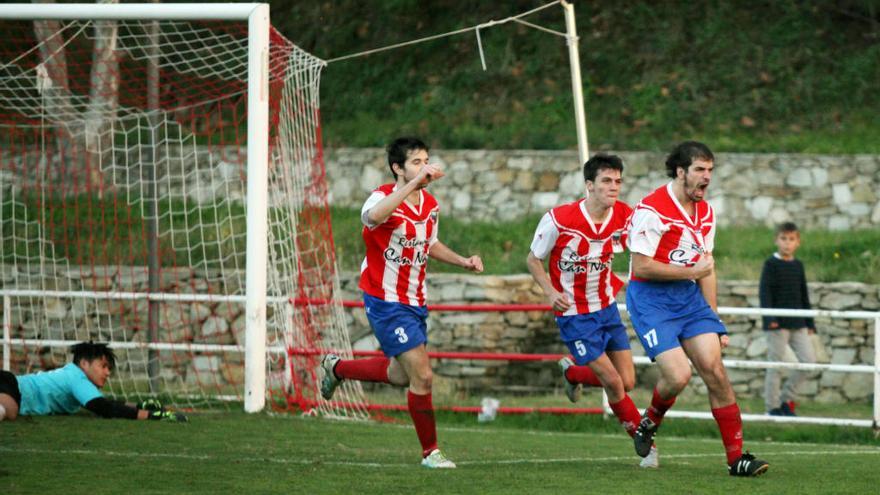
left=759, top=222, right=816, bottom=416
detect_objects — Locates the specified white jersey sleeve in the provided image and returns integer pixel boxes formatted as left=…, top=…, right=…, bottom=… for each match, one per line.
left=529, top=212, right=559, bottom=260
left=626, top=208, right=668, bottom=258
left=360, top=190, right=387, bottom=229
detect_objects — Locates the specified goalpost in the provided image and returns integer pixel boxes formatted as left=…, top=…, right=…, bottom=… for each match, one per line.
left=0, top=3, right=367, bottom=417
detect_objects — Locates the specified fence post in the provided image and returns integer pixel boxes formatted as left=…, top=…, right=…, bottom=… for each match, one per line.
left=874, top=316, right=879, bottom=433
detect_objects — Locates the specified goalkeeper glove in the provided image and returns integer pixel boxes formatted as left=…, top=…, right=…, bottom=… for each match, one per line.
left=148, top=409, right=188, bottom=423
left=138, top=398, right=165, bottom=412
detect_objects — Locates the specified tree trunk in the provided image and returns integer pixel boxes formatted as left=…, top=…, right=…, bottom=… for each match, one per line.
left=31, top=0, right=119, bottom=193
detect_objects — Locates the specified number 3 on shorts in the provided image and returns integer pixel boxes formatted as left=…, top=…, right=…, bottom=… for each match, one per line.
left=574, top=340, right=587, bottom=357
left=394, top=327, right=409, bottom=344
left=643, top=328, right=658, bottom=348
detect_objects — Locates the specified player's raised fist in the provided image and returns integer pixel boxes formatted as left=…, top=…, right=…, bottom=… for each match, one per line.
left=463, top=255, right=483, bottom=273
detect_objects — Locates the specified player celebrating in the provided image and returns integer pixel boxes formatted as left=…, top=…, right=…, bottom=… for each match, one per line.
left=626, top=141, right=768, bottom=477
left=320, top=137, right=483, bottom=469
left=527, top=153, right=656, bottom=468
left=0, top=341, right=185, bottom=422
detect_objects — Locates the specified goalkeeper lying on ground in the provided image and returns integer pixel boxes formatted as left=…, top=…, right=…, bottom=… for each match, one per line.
left=0, top=341, right=186, bottom=422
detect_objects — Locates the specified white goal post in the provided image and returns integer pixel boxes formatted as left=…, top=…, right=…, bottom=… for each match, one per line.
left=0, top=2, right=269, bottom=413
left=0, top=3, right=366, bottom=417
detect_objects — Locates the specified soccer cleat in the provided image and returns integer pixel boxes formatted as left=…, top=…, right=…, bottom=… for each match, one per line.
left=780, top=401, right=797, bottom=416
left=421, top=449, right=457, bottom=469
left=639, top=445, right=659, bottom=469
left=767, top=407, right=785, bottom=416
left=728, top=451, right=769, bottom=477
left=557, top=357, right=582, bottom=403
left=633, top=413, right=658, bottom=458
left=320, top=353, right=342, bottom=401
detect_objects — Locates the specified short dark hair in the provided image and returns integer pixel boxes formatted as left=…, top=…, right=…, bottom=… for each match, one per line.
left=665, top=141, right=714, bottom=179
left=70, top=341, right=116, bottom=370
left=583, top=153, right=624, bottom=183
left=386, top=137, right=428, bottom=180
left=776, top=222, right=799, bottom=235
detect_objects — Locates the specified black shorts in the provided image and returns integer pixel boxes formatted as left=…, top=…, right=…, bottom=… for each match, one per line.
left=0, top=369, right=22, bottom=407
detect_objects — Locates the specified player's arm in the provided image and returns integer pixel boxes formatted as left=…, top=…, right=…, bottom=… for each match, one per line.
left=696, top=266, right=718, bottom=312
left=759, top=260, right=779, bottom=329
left=526, top=252, right=570, bottom=312
left=84, top=397, right=187, bottom=421
left=630, top=252, right=714, bottom=281
left=83, top=397, right=141, bottom=419
left=365, top=164, right=443, bottom=226
left=428, top=241, right=483, bottom=272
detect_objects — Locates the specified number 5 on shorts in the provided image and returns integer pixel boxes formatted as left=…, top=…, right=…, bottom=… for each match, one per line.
left=394, top=327, right=409, bottom=344
left=574, top=340, right=587, bottom=357
left=643, top=328, right=658, bottom=348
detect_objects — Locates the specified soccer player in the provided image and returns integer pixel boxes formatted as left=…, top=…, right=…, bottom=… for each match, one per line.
left=625, top=141, right=768, bottom=477
left=320, top=137, right=483, bottom=469
left=526, top=153, right=657, bottom=469
left=0, top=341, right=186, bottom=422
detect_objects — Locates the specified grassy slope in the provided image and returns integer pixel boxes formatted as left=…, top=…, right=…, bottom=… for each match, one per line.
left=265, top=0, right=880, bottom=153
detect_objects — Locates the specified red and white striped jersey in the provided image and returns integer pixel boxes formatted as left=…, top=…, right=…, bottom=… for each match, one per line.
left=358, top=184, right=439, bottom=306
left=627, top=182, right=716, bottom=281
left=530, top=199, right=631, bottom=316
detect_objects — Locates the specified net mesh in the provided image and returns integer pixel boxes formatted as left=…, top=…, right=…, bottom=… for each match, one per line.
left=0, top=16, right=367, bottom=418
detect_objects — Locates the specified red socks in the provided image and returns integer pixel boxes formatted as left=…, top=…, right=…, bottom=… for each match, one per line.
left=564, top=364, right=602, bottom=387
left=608, top=394, right=641, bottom=437
left=646, top=387, right=676, bottom=426
left=407, top=391, right=438, bottom=457
left=712, top=403, right=744, bottom=464
left=334, top=357, right=391, bottom=383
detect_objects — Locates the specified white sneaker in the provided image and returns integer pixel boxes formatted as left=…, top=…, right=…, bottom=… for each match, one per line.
left=639, top=445, right=659, bottom=469
left=320, top=354, right=342, bottom=400
left=421, top=449, right=456, bottom=469
left=557, top=357, right=582, bottom=403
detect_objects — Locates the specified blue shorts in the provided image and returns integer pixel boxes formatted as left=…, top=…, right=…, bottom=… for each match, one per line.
left=556, top=304, right=631, bottom=366
left=363, top=293, right=428, bottom=357
left=626, top=280, right=726, bottom=360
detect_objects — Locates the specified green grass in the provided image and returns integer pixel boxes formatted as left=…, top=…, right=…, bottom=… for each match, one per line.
left=3, top=408, right=879, bottom=494
left=261, top=0, right=880, bottom=154
left=331, top=207, right=880, bottom=283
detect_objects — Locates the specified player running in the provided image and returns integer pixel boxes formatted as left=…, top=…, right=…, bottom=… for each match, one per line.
left=626, top=141, right=768, bottom=477
left=527, top=154, right=657, bottom=468
left=320, top=137, right=483, bottom=469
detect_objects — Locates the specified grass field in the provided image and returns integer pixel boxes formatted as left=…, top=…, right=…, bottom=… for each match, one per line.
left=3, top=407, right=880, bottom=494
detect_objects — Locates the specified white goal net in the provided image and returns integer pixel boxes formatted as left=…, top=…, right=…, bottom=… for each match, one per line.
left=0, top=5, right=368, bottom=418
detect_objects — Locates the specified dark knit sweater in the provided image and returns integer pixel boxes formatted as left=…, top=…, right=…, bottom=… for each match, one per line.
left=759, top=254, right=815, bottom=330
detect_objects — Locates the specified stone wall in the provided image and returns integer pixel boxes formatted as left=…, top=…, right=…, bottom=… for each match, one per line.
left=327, top=148, right=880, bottom=229
left=339, top=272, right=878, bottom=404
left=4, top=263, right=876, bottom=404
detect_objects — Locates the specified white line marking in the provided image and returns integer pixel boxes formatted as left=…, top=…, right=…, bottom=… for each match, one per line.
left=2, top=446, right=878, bottom=469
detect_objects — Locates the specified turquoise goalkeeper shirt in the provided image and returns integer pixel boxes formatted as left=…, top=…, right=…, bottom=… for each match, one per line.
left=16, top=363, right=103, bottom=415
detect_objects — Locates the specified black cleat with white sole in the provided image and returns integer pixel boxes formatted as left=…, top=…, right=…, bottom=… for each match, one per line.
left=728, top=452, right=769, bottom=477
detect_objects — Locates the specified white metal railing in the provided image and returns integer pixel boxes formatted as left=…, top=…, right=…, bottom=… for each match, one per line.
left=2, top=289, right=878, bottom=428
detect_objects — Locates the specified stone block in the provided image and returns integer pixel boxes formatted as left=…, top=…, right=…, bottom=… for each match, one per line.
left=841, top=374, right=873, bottom=400
left=830, top=348, right=857, bottom=365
